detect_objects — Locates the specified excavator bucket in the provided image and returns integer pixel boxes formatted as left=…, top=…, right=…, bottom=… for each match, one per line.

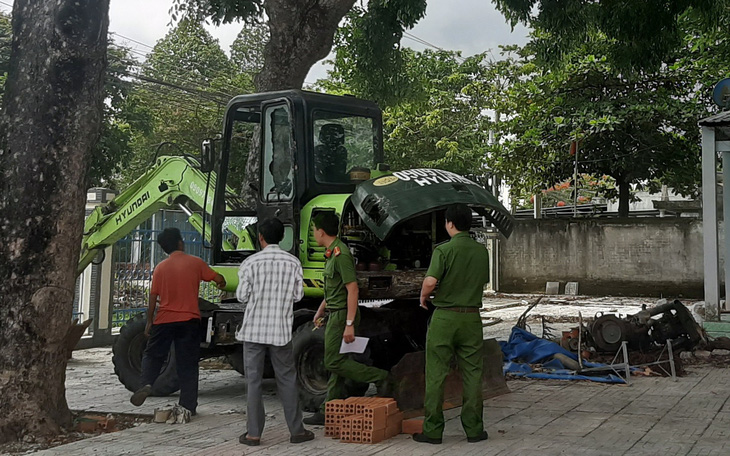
left=389, top=338, right=509, bottom=418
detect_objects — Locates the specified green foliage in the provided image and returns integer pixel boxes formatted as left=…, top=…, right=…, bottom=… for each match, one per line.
left=230, top=21, right=268, bottom=75
left=493, top=0, right=728, bottom=71
left=516, top=175, right=616, bottom=209
left=382, top=50, right=494, bottom=178
left=116, top=18, right=256, bottom=190
left=324, top=45, right=508, bottom=181
left=144, top=18, right=235, bottom=88
left=171, top=0, right=263, bottom=25
left=312, top=1, right=428, bottom=106
left=87, top=45, right=155, bottom=186
left=488, top=30, right=730, bottom=213
left=0, top=12, right=9, bottom=83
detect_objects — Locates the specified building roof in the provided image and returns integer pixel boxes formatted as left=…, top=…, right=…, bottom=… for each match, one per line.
left=699, top=110, right=730, bottom=127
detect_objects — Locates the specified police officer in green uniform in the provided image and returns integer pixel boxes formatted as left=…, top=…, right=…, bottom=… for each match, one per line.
left=413, top=203, right=490, bottom=444
left=303, top=212, right=389, bottom=425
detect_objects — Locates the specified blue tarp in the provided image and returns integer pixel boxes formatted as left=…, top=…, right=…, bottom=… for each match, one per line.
left=499, top=327, right=626, bottom=384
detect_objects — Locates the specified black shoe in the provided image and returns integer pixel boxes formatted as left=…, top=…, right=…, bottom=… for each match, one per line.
left=290, top=429, right=315, bottom=444
left=303, top=412, right=325, bottom=426
left=130, top=384, right=152, bottom=406
left=413, top=433, right=442, bottom=444
left=467, top=430, right=489, bottom=443
left=239, top=432, right=260, bottom=446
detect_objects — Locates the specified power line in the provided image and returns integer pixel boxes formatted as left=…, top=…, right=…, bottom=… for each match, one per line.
left=402, top=30, right=498, bottom=64
left=110, top=32, right=155, bottom=51
left=402, top=31, right=467, bottom=62
left=109, top=33, right=258, bottom=97
left=118, top=69, right=229, bottom=105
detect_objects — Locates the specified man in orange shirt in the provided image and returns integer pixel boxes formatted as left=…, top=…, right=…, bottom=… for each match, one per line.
left=130, top=228, right=226, bottom=415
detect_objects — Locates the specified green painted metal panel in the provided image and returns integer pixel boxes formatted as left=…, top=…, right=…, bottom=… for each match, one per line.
left=351, top=168, right=514, bottom=240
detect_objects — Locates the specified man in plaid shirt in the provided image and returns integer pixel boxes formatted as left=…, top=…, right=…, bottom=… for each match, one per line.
left=235, top=218, right=314, bottom=446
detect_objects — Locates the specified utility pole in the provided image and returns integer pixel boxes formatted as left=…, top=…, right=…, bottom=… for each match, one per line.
left=572, top=141, right=579, bottom=217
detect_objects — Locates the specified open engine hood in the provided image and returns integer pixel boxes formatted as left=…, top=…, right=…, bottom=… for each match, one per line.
left=352, top=169, right=514, bottom=240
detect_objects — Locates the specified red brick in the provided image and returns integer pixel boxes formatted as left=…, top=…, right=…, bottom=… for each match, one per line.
left=362, top=429, right=386, bottom=444
left=385, top=400, right=399, bottom=415
left=326, top=399, right=346, bottom=413
left=340, top=429, right=351, bottom=443
left=325, top=424, right=341, bottom=439
left=351, top=415, right=364, bottom=431
left=385, top=423, right=400, bottom=439
left=340, top=416, right=353, bottom=432
left=386, top=411, right=403, bottom=431
left=366, top=405, right=388, bottom=430
left=401, top=418, right=423, bottom=434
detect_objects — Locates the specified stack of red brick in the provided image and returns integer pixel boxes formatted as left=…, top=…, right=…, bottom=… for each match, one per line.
left=324, top=397, right=403, bottom=444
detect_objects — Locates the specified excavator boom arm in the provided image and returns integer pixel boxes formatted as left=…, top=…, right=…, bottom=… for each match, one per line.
left=78, top=156, right=240, bottom=274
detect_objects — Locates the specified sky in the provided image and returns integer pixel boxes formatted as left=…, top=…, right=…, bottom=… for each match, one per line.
left=109, top=0, right=530, bottom=84
left=0, top=0, right=531, bottom=83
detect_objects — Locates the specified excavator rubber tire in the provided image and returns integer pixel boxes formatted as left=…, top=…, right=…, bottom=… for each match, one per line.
left=112, top=313, right=180, bottom=396
left=291, top=321, right=369, bottom=412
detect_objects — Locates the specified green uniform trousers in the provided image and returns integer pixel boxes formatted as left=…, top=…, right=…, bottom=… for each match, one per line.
left=423, top=309, right=484, bottom=439
left=320, top=309, right=388, bottom=413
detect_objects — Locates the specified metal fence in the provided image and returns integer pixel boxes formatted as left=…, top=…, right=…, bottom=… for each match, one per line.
left=111, top=210, right=222, bottom=328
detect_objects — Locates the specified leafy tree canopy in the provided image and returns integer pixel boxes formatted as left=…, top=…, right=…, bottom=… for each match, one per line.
left=488, top=25, right=730, bottom=215
left=230, top=21, right=268, bottom=75
left=115, top=18, right=256, bottom=190
left=493, top=0, right=728, bottom=71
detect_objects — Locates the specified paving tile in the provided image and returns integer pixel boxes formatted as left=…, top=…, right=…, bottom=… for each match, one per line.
left=533, top=410, right=609, bottom=437
left=700, top=412, right=730, bottom=439
left=28, top=348, right=730, bottom=456
left=621, top=393, right=683, bottom=416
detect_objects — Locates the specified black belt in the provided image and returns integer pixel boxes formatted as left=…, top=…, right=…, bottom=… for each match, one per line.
left=326, top=308, right=347, bottom=312
left=438, top=307, right=480, bottom=313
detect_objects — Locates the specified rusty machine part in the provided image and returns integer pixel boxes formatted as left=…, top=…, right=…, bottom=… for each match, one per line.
left=590, top=300, right=703, bottom=353
left=560, top=328, right=581, bottom=351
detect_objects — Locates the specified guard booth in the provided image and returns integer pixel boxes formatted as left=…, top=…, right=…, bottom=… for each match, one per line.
left=700, top=111, right=730, bottom=322
left=76, top=187, right=117, bottom=348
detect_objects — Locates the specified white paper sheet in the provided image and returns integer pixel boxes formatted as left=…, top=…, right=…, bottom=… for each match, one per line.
left=339, top=336, right=369, bottom=354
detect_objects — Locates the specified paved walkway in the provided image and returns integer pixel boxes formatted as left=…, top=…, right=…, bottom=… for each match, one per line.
left=31, top=348, right=730, bottom=456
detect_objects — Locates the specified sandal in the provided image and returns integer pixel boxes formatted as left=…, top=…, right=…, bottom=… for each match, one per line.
left=239, top=432, right=261, bottom=446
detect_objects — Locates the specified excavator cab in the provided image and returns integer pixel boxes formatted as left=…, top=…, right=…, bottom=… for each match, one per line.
left=211, top=90, right=384, bottom=267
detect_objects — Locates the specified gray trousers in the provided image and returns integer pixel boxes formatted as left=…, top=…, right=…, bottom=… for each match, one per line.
left=243, top=341, right=305, bottom=438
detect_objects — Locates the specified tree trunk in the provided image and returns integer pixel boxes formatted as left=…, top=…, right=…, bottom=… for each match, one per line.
left=240, top=0, right=357, bottom=207
left=0, top=0, right=109, bottom=443
left=618, top=178, right=631, bottom=217
left=257, top=0, right=356, bottom=92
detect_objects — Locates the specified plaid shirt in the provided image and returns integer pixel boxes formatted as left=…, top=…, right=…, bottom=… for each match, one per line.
left=235, top=244, right=304, bottom=346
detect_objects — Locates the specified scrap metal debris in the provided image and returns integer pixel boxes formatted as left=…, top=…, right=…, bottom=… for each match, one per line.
left=588, top=300, right=704, bottom=353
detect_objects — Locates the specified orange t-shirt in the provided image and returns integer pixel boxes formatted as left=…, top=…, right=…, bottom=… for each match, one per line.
left=150, top=251, right=218, bottom=324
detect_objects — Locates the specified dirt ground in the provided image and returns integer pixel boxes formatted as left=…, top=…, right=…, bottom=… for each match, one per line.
left=0, top=412, right=151, bottom=455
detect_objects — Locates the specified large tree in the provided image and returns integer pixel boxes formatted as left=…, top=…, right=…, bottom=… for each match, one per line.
left=323, top=47, right=503, bottom=179
left=0, top=0, right=110, bottom=442
left=493, top=0, right=727, bottom=71
left=88, top=44, right=154, bottom=187
left=173, top=0, right=429, bottom=204
left=489, top=30, right=729, bottom=216
left=118, top=18, right=243, bottom=189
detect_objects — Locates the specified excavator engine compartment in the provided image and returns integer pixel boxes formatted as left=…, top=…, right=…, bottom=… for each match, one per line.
left=339, top=202, right=490, bottom=299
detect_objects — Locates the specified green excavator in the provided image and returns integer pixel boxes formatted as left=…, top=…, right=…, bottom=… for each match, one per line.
left=80, top=90, right=514, bottom=413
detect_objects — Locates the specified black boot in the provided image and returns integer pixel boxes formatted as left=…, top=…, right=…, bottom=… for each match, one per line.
left=413, top=433, right=442, bottom=444
left=303, top=412, right=325, bottom=425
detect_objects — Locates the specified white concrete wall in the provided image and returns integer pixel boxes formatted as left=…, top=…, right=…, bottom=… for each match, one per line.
left=498, top=218, right=723, bottom=297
